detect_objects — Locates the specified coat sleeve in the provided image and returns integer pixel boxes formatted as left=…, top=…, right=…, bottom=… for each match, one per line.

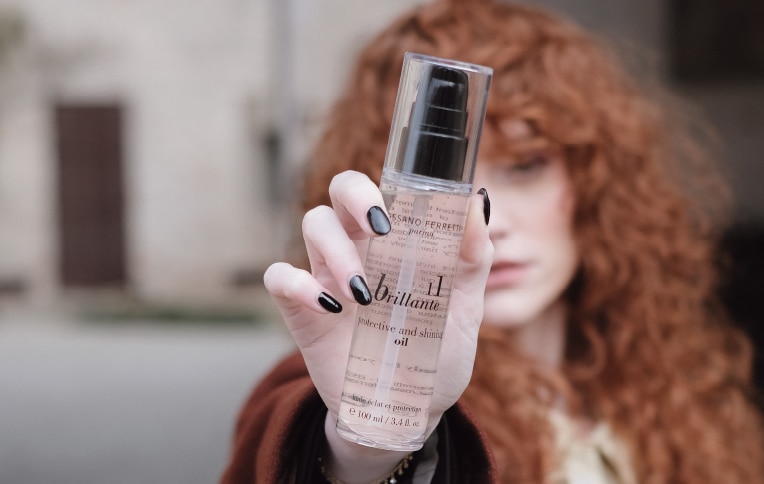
left=219, top=351, right=498, bottom=483
left=437, top=401, right=499, bottom=482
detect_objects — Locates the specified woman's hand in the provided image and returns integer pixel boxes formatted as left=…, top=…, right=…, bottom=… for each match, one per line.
left=263, top=170, right=493, bottom=481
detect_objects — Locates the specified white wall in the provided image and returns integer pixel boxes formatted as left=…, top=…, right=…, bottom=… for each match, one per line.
left=0, top=0, right=276, bottom=306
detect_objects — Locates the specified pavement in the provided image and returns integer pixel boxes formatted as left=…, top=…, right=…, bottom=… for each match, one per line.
left=0, top=314, right=295, bottom=484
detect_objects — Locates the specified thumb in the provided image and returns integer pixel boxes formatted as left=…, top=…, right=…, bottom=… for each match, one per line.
left=454, top=188, right=493, bottom=296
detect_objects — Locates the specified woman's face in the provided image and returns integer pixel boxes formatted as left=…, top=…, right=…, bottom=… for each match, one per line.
left=473, top=122, right=579, bottom=329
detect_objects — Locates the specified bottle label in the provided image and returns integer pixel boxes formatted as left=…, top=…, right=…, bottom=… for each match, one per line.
left=337, top=185, right=468, bottom=448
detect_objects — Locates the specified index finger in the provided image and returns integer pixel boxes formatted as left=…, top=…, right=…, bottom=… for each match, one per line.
left=328, top=171, right=391, bottom=240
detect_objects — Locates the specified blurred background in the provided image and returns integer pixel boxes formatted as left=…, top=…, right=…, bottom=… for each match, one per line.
left=0, top=0, right=761, bottom=483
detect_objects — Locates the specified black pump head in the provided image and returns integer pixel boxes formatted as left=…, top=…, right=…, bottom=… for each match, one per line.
left=399, top=65, right=469, bottom=182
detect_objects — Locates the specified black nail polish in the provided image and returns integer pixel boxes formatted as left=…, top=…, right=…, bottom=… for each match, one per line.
left=367, top=206, right=391, bottom=235
left=318, top=292, right=342, bottom=313
left=349, top=275, right=372, bottom=306
left=478, top=188, right=490, bottom=225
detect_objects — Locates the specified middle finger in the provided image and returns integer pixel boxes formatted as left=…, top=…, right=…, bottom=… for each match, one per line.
left=303, top=204, right=373, bottom=306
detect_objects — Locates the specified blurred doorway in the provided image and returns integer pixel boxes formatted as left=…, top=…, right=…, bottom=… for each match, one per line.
left=55, top=103, right=127, bottom=288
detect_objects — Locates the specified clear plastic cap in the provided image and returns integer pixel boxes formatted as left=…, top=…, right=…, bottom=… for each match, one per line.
left=383, top=52, right=493, bottom=184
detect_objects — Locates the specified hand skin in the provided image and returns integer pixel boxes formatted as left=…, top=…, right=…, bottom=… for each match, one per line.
left=263, top=170, right=493, bottom=483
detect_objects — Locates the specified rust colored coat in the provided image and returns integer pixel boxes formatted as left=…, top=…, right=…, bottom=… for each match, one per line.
left=219, top=351, right=498, bottom=483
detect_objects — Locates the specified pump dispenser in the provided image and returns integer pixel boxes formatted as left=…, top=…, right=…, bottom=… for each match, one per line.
left=399, top=65, right=469, bottom=181
left=336, top=53, right=492, bottom=451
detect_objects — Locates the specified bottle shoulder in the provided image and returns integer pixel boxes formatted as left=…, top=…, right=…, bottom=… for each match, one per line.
left=380, top=169, right=472, bottom=195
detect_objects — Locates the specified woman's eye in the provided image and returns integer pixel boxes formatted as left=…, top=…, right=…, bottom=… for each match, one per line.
left=481, top=152, right=555, bottom=185
left=501, top=155, right=549, bottom=179
left=513, top=155, right=547, bottom=172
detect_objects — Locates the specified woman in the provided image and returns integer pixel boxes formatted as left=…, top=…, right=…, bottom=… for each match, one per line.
left=221, top=0, right=764, bottom=482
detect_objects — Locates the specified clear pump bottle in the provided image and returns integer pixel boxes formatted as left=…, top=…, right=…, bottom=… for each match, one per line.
left=336, top=53, right=492, bottom=451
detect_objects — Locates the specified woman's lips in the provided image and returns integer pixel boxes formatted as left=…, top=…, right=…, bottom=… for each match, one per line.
left=486, top=261, right=529, bottom=289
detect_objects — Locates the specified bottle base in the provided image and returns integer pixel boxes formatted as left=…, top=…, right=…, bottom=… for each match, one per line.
left=335, top=417, right=425, bottom=451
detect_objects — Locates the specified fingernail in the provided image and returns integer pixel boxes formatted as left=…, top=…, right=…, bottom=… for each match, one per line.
left=478, top=188, right=490, bottom=225
left=367, top=206, right=391, bottom=235
left=318, top=292, right=342, bottom=313
left=349, top=275, right=372, bottom=306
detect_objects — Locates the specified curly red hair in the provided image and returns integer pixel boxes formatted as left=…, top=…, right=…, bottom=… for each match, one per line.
left=297, top=0, right=764, bottom=482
